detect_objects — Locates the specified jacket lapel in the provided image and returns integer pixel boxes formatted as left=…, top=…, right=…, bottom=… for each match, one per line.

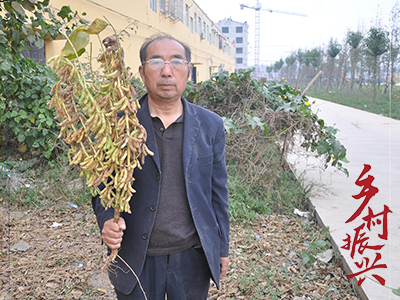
left=182, top=98, right=200, bottom=175
left=137, top=95, right=161, bottom=171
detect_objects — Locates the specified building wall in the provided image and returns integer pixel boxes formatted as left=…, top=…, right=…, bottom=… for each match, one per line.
left=216, top=18, right=249, bottom=72
left=47, top=0, right=235, bottom=82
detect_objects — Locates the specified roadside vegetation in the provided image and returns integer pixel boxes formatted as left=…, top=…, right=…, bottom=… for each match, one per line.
left=266, top=1, right=400, bottom=118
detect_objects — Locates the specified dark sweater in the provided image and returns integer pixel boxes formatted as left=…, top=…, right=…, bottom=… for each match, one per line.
left=147, top=114, right=199, bottom=256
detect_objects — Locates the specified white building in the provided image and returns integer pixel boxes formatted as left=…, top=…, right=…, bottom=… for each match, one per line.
left=216, top=18, right=249, bottom=72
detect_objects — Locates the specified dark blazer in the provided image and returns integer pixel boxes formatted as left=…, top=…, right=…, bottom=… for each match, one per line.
left=92, top=94, right=230, bottom=295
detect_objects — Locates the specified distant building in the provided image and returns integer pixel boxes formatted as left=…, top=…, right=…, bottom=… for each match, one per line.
left=44, top=0, right=235, bottom=83
left=216, top=18, right=249, bottom=72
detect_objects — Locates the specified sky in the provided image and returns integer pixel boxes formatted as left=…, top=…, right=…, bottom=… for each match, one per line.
left=194, top=0, right=398, bottom=66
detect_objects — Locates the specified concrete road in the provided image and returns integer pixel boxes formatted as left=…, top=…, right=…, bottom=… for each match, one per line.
left=286, top=98, right=400, bottom=300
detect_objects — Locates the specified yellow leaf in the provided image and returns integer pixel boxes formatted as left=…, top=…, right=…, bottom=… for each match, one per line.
left=18, top=143, right=28, bottom=153
left=30, top=117, right=35, bottom=123
left=82, top=18, right=108, bottom=34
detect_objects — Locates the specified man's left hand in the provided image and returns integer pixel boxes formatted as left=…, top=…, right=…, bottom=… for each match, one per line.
left=220, top=257, right=229, bottom=278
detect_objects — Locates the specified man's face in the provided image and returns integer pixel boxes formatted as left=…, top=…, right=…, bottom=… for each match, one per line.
left=139, top=38, right=191, bottom=103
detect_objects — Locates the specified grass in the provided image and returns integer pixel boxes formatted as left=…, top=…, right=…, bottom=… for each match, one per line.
left=307, top=86, right=400, bottom=120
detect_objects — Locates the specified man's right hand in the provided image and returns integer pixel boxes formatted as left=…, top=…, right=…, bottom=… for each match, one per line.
left=101, top=217, right=126, bottom=250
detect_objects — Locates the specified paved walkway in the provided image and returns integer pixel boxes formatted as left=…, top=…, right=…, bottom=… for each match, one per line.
left=286, top=98, right=400, bottom=300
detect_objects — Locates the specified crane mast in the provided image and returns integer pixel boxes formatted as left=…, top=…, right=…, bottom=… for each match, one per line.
left=240, top=0, right=307, bottom=78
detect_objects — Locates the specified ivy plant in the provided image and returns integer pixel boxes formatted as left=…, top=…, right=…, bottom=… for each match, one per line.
left=1, top=0, right=86, bottom=158
left=0, top=56, right=59, bottom=157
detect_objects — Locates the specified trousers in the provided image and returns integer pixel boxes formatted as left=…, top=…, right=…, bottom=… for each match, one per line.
left=115, top=246, right=211, bottom=300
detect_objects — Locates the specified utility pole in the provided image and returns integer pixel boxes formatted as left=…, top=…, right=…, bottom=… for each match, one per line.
left=240, top=0, right=307, bottom=78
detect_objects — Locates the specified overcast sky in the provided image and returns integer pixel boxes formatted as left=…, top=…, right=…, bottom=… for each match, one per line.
left=194, top=0, right=398, bottom=66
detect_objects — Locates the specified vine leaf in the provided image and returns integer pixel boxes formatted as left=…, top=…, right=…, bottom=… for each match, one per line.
left=393, top=287, right=400, bottom=296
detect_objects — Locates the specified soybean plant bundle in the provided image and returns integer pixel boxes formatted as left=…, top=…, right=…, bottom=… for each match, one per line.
left=49, top=36, right=153, bottom=215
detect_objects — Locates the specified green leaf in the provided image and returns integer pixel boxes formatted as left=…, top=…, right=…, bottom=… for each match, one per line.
left=11, top=1, right=25, bottom=15
left=312, top=240, right=327, bottom=249
left=222, top=117, right=238, bottom=136
left=60, top=29, right=90, bottom=59
left=65, top=48, right=86, bottom=60
left=17, top=133, right=26, bottom=142
left=0, top=60, right=12, bottom=71
left=34, top=38, right=44, bottom=49
left=263, top=123, right=269, bottom=135
left=246, top=115, right=264, bottom=131
left=21, top=0, right=36, bottom=11
left=393, top=287, right=400, bottom=296
left=57, top=5, right=73, bottom=19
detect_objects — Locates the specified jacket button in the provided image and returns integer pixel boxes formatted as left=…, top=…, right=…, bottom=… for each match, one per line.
left=150, top=205, right=156, bottom=212
left=155, top=174, right=160, bottom=181
left=142, top=234, right=148, bottom=240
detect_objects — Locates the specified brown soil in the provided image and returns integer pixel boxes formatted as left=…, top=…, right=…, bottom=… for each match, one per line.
left=0, top=199, right=359, bottom=300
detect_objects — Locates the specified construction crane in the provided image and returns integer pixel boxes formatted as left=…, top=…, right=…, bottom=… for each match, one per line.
left=240, top=0, right=307, bottom=78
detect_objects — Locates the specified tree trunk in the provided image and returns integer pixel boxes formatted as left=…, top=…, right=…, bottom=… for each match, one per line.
left=372, top=56, right=377, bottom=105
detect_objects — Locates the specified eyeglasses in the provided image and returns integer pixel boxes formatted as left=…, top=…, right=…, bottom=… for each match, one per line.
left=143, top=58, right=189, bottom=70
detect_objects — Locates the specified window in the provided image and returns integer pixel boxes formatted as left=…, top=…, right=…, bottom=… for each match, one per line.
left=159, top=0, right=165, bottom=12
left=222, top=27, right=229, bottom=33
left=169, top=0, right=176, bottom=18
left=185, top=4, right=189, bottom=26
left=236, top=47, right=243, bottom=54
left=177, top=0, right=183, bottom=22
left=236, top=58, right=243, bottom=64
left=190, top=17, right=194, bottom=33
left=236, top=26, right=243, bottom=33
left=198, top=16, right=201, bottom=34
left=194, top=13, right=197, bottom=32
left=150, top=0, right=157, bottom=12
left=236, top=37, right=243, bottom=44
left=20, top=42, right=46, bottom=65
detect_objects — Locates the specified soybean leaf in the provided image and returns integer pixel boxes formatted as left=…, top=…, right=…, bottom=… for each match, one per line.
left=60, top=29, right=90, bottom=59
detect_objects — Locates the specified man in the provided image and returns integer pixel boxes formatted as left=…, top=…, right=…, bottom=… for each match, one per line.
left=92, top=33, right=230, bottom=299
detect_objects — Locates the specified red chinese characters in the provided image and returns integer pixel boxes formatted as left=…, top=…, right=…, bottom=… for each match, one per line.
left=341, top=164, right=392, bottom=286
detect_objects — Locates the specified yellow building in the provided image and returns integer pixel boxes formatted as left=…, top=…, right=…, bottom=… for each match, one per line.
left=46, top=0, right=235, bottom=82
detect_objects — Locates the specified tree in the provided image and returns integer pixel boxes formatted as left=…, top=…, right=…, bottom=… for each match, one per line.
left=303, top=48, right=322, bottom=86
left=284, top=53, right=297, bottom=82
left=296, top=49, right=305, bottom=84
left=347, top=31, right=363, bottom=91
left=326, top=38, right=342, bottom=90
left=273, top=58, right=284, bottom=75
left=365, top=27, right=390, bottom=104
